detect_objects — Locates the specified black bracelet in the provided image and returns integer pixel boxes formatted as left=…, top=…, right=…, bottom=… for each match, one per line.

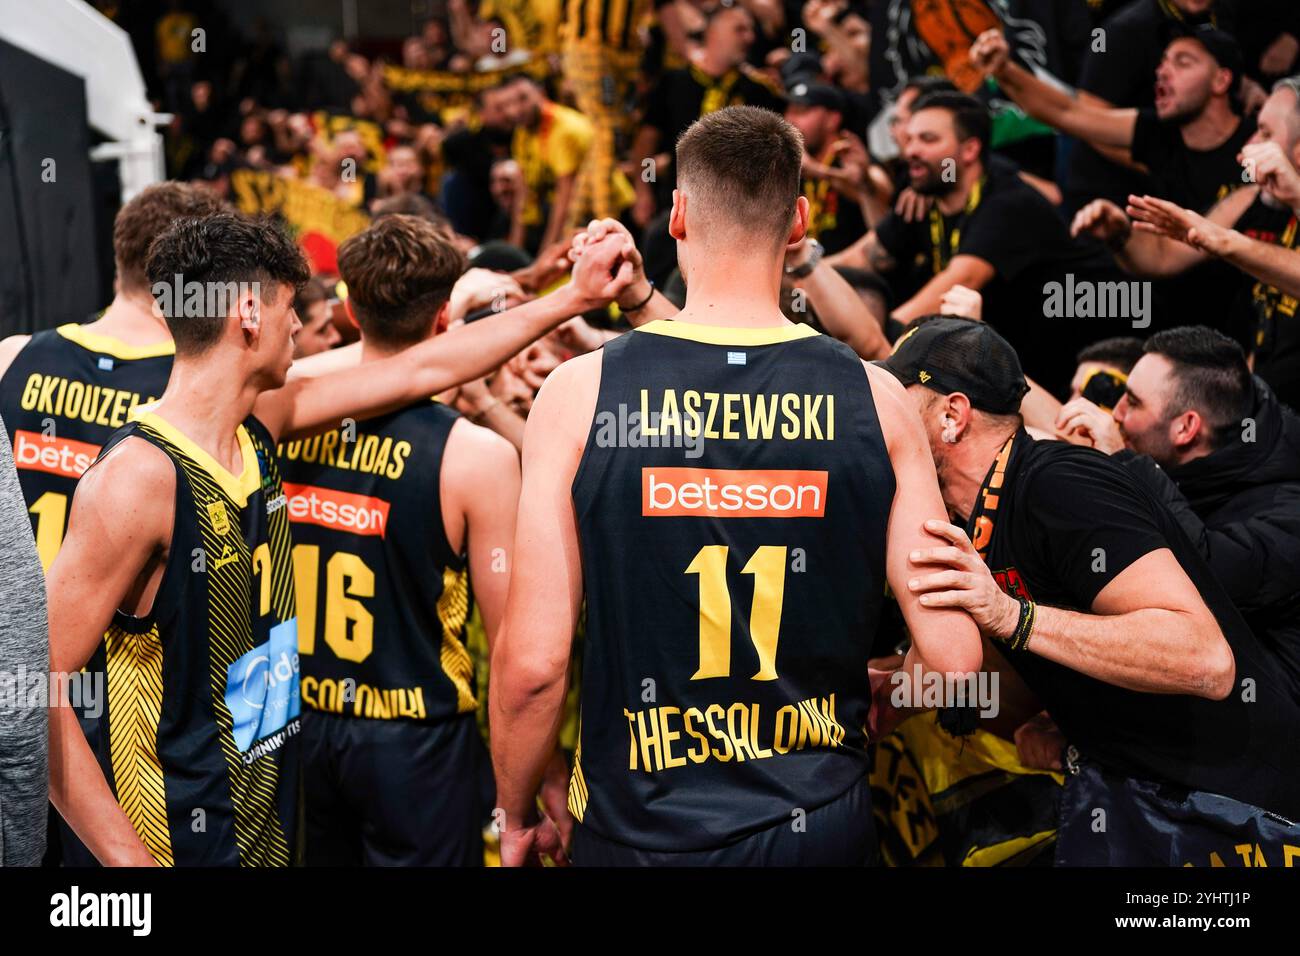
left=1003, top=596, right=1037, bottom=652
left=620, top=280, right=655, bottom=314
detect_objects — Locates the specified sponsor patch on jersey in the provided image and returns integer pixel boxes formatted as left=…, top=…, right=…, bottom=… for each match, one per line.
left=207, top=500, right=231, bottom=536
left=282, top=482, right=391, bottom=537
left=10, top=430, right=101, bottom=479
left=225, top=618, right=301, bottom=753
left=642, top=467, right=828, bottom=518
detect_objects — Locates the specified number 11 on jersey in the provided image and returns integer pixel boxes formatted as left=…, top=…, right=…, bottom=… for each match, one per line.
left=686, top=545, right=787, bottom=681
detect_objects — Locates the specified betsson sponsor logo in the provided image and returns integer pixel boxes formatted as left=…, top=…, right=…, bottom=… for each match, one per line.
left=642, top=467, right=828, bottom=518
left=12, top=430, right=100, bottom=479
left=282, top=482, right=391, bottom=536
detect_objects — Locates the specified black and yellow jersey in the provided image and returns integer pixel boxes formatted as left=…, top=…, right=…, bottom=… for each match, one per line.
left=569, top=319, right=895, bottom=851
left=277, top=400, right=476, bottom=724
left=0, top=324, right=173, bottom=568
left=80, top=412, right=300, bottom=867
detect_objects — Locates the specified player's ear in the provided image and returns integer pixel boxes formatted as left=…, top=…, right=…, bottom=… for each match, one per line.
left=344, top=298, right=360, bottom=331
left=668, top=189, right=687, bottom=241
left=433, top=300, right=451, bottom=336
left=238, top=288, right=261, bottom=338
left=788, top=195, right=811, bottom=246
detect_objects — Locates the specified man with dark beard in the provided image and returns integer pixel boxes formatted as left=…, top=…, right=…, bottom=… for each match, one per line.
left=1055, top=326, right=1300, bottom=702
left=833, top=92, right=1120, bottom=392
left=971, top=25, right=1252, bottom=216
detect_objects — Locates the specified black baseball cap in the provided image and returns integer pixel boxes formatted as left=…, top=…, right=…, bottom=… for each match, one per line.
left=786, top=79, right=843, bottom=113
left=877, top=316, right=1029, bottom=414
left=1170, top=24, right=1245, bottom=90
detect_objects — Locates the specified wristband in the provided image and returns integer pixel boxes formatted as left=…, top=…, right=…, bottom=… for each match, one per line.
left=1000, top=596, right=1037, bottom=652
left=620, top=280, right=656, bottom=314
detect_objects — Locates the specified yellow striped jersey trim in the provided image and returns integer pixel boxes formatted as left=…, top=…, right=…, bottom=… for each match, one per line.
left=133, top=411, right=261, bottom=505
left=104, top=622, right=174, bottom=866
left=436, top=566, right=477, bottom=713
left=568, top=737, right=588, bottom=822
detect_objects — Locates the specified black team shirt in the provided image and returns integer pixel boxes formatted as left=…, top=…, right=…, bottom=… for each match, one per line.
left=874, top=165, right=1125, bottom=394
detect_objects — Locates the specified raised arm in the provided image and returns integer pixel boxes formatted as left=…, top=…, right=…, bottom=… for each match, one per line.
left=45, top=440, right=173, bottom=866
left=970, top=29, right=1137, bottom=151
left=256, top=235, right=633, bottom=441
left=489, top=351, right=600, bottom=866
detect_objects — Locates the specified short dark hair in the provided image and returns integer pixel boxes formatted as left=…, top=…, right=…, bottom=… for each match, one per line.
left=337, top=214, right=466, bottom=349
left=902, top=75, right=957, bottom=100
left=114, top=182, right=226, bottom=292
left=1076, top=336, right=1146, bottom=374
left=1143, top=326, right=1252, bottom=447
left=676, top=105, right=803, bottom=246
left=910, top=91, right=990, bottom=157
left=145, top=213, right=309, bottom=356
left=294, top=276, right=329, bottom=318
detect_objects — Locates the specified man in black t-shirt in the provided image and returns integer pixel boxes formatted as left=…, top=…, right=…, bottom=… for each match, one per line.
left=1058, top=0, right=1234, bottom=214
left=876, top=316, right=1300, bottom=865
left=833, top=92, right=1123, bottom=393
left=629, top=3, right=785, bottom=226
left=784, top=80, right=868, bottom=255
left=1074, top=80, right=1300, bottom=407
left=972, top=23, right=1259, bottom=338
left=973, top=24, right=1252, bottom=218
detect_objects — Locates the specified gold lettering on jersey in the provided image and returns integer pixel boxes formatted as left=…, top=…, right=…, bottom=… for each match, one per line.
left=18, top=373, right=159, bottom=430
left=622, top=694, right=845, bottom=772
left=277, top=432, right=412, bottom=480
left=639, top=389, right=835, bottom=442
left=302, top=675, right=429, bottom=720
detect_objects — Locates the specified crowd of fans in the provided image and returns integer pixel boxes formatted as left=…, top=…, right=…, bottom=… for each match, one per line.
left=66, top=0, right=1300, bottom=864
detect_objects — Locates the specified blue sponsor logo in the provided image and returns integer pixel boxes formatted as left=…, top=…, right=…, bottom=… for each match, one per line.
left=225, top=618, right=300, bottom=752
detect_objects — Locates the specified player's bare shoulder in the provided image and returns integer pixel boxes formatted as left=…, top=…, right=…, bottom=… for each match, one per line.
left=72, top=434, right=176, bottom=550
left=524, top=349, right=605, bottom=454
left=443, top=415, right=521, bottom=489
left=860, top=359, right=919, bottom=453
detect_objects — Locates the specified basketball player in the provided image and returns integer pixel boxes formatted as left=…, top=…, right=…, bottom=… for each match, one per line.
left=45, top=212, right=633, bottom=865
left=490, top=106, right=983, bottom=866
left=278, top=215, right=521, bottom=865
left=0, top=183, right=224, bottom=568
